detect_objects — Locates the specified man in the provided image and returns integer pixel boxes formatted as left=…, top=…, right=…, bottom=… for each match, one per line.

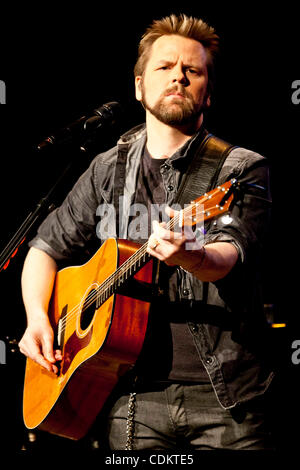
left=19, top=14, right=274, bottom=450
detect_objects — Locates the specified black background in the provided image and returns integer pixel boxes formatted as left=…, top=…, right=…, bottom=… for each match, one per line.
left=0, top=1, right=299, bottom=456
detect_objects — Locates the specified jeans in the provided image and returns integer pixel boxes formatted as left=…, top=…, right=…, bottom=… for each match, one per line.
left=105, top=382, right=275, bottom=451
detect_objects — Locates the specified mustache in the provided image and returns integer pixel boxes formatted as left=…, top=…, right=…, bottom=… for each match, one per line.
left=163, top=85, right=192, bottom=99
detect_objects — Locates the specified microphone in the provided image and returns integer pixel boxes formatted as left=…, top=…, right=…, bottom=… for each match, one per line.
left=37, top=101, right=122, bottom=151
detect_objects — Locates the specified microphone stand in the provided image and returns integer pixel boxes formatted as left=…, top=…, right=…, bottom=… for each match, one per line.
left=0, top=142, right=92, bottom=273
left=0, top=103, right=122, bottom=272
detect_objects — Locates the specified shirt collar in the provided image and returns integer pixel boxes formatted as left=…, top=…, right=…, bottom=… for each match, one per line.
left=168, top=125, right=208, bottom=165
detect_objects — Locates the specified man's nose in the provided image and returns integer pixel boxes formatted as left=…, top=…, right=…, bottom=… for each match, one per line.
left=172, top=65, right=188, bottom=85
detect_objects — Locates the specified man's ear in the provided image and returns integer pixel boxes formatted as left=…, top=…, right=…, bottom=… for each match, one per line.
left=203, top=92, right=211, bottom=110
left=135, top=76, right=142, bottom=102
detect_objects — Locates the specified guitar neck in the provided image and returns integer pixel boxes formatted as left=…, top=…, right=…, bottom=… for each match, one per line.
left=106, top=215, right=178, bottom=296
left=96, top=243, right=151, bottom=307
left=96, top=179, right=237, bottom=306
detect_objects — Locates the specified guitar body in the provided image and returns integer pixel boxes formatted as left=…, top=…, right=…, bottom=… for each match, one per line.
left=22, top=179, right=236, bottom=441
left=23, top=238, right=153, bottom=440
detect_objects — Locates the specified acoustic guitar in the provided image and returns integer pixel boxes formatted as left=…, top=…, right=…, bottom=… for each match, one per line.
left=22, top=178, right=237, bottom=440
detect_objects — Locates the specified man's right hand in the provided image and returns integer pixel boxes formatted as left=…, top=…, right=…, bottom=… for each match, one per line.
left=19, top=247, right=61, bottom=374
left=19, top=314, right=62, bottom=374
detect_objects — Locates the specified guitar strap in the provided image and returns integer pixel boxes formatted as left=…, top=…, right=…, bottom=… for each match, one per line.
left=113, top=142, right=129, bottom=237
left=173, top=131, right=237, bottom=305
left=113, top=129, right=237, bottom=236
left=174, top=130, right=237, bottom=207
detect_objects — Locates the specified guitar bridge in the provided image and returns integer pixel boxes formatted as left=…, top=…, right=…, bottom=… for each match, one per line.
left=57, top=304, right=68, bottom=348
left=57, top=319, right=62, bottom=347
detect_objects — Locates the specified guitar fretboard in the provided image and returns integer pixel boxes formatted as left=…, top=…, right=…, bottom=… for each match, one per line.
left=95, top=246, right=151, bottom=307
left=94, top=180, right=235, bottom=308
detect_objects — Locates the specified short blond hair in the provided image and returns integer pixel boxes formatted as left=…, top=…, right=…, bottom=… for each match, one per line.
left=134, top=13, right=219, bottom=94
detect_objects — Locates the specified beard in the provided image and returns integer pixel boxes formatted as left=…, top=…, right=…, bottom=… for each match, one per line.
left=141, top=82, right=204, bottom=126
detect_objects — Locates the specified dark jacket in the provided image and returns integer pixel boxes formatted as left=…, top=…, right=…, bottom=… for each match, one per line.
left=29, top=124, right=273, bottom=409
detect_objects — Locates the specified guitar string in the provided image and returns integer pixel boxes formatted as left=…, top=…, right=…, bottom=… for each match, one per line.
left=57, top=201, right=200, bottom=331
left=58, top=190, right=229, bottom=332
left=58, top=207, right=183, bottom=331
left=58, top=187, right=230, bottom=332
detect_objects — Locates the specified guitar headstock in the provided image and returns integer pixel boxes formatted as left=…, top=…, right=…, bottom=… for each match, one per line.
left=180, top=179, right=238, bottom=227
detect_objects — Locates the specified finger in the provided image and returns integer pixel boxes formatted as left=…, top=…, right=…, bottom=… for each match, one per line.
left=146, top=244, right=165, bottom=260
left=19, top=336, right=57, bottom=373
left=19, top=336, right=41, bottom=359
left=54, top=349, right=63, bottom=361
left=152, top=220, right=182, bottom=242
left=41, top=334, right=56, bottom=363
left=182, top=224, right=197, bottom=241
left=147, top=234, right=159, bottom=250
left=29, top=346, right=59, bottom=373
left=165, top=206, right=179, bottom=218
left=35, top=353, right=57, bottom=372
left=25, top=345, right=55, bottom=372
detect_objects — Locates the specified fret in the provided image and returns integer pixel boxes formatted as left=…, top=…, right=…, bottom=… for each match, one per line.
left=93, top=178, right=237, bottom=312
left=96, top=293, right=102, bottom=309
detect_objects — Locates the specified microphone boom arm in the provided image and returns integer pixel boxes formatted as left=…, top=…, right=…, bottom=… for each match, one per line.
left=0, top=101, right=122, bottom=272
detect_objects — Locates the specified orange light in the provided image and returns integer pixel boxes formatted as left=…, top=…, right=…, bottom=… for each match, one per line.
left=271, top=323, right=286, bottom=328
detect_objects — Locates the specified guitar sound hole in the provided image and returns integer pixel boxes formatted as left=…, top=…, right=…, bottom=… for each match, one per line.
left=80, top=288, right=97, bottom=331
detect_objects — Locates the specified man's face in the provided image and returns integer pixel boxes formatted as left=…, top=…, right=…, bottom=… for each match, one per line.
left=135, top=34, right=211, bottom=126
